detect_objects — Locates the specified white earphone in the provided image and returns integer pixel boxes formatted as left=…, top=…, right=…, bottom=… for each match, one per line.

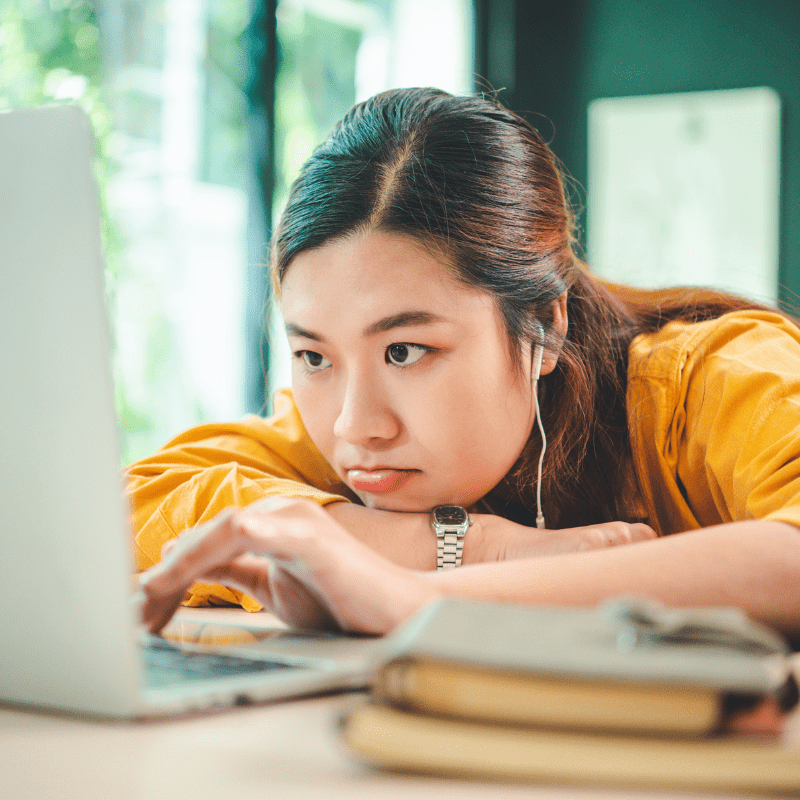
left=532, top=321, right=545, bottom=380
left=532, top=322, right=547, bottom=529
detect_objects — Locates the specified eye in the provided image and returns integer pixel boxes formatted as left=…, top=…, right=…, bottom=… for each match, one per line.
left=385, top=343, right=428, bottom=367
left=295, top=350, right=332, bottom=372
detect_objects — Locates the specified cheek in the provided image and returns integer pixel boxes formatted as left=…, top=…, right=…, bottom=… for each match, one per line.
left=292, top=385, right=338, bottom=458
left=416, top=373, right=532, bottom=471
left=450, top=398, right=531, bottom=464
left=454, top=370, right=533, bottom=472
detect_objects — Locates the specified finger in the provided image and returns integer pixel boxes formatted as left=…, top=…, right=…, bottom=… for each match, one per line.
left=197, top=554, right=340, bottom=630
left=630, top=523, right=658, bottom=541
left=265, top=565, right=340, bottom=629
left=231, top=505, right=397, bottom=630
left=198, top=553, right=275, bottom=604
left=142, top=550, right=273, bottom=634
left=142, top=510, right=246, bottom=601
left=140, top=583, right=188, bottom=633
left=237, top=499, right=369, bottom=573
left=598, top=522, right=656, bottom=546
left=139, top=511, right=250, bottom=631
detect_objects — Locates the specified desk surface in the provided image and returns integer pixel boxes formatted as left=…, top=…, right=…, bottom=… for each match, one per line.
left=1, top=608, right=795, bottom=800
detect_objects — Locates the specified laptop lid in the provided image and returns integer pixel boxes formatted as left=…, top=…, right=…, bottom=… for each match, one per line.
left=0, top=105, right=143, bottom=715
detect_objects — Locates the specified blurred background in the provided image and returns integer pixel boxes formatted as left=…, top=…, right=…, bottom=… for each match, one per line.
left=1, top=0, right=798, bottom=464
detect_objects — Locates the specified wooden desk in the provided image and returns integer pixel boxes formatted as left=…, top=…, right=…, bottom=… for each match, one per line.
left=1, top=609, right=796, bottom=800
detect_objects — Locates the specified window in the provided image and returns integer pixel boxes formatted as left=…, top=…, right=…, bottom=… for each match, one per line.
left=1, top=0, right=473, bottom=462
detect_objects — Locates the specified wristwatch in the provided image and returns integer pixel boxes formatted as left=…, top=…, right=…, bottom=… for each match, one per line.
left=430, top=505, right=472, bottom=570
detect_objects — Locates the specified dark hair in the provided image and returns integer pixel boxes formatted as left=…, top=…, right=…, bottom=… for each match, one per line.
left=273, top=87, right=781, bottom=528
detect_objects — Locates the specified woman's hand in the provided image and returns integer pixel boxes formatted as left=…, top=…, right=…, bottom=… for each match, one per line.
left=471, top=515, right=657, bottom=562
left=137, top=497, right=440, bottom=636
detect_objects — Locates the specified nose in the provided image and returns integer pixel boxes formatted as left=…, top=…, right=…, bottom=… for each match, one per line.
left=333, top=371, right=401, bottom=446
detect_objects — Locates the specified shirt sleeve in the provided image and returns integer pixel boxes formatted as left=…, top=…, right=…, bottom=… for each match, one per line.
left=124, top=389, right=354, bottom=609
left=628, top=311, right=800, bottom=534
left=680, top=313, right=800, bottom=529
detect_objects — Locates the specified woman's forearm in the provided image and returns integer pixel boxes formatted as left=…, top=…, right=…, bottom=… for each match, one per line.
left=324, top=502, right=503, bottom=570
left=324, top=502, right=657, bottom=571
left=322, top=504, right=800, bottom=636
left=324, top=502, right=434, bottom=569
left=429, top=520, right=800, bottom=637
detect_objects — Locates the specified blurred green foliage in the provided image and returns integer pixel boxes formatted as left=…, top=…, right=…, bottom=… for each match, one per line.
left=273, top=5, right=361, bottom=218
left=0, top=0, right=119, bottom=270
left=203, top=0, right=250, bottom=189
left=1, top=0, right=101, bottom=105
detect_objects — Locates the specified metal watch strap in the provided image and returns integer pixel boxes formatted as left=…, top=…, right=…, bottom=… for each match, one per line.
left=436, top=528, right=466, bottom=570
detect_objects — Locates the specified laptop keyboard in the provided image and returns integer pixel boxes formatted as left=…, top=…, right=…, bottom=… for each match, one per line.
left=142, top=636, right=298, bottom=689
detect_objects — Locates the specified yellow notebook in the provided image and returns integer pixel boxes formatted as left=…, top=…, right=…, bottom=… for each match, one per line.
left=342, top=700, right=800, bottom=794
left=375, top=658, right=723, bottom=735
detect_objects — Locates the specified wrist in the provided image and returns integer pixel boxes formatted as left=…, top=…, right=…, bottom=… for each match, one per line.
left=461, top=513, right=500, bottom=564
left=324, top=502, right=434, bottom=570
left=463, top=514, right=537, bottom=563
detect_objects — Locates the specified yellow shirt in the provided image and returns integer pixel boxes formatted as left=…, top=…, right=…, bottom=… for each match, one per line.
left=627, top=309, right=800, bottom=535
left=126, top=310, right=800, bottom=608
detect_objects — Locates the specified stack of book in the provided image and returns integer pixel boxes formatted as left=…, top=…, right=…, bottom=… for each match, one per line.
left=341, top=598, right=800, bottom=793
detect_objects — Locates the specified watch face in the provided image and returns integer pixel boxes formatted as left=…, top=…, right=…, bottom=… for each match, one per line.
left=433, top=505, right=468, bottom=526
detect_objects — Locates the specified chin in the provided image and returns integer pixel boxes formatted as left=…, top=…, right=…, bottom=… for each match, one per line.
left=364, top=494, right=481, bottom=514
left=358, top=494, right=436, bottom=514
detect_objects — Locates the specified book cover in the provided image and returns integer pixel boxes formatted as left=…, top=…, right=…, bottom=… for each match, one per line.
left=342, top=699, right=800, bottom=794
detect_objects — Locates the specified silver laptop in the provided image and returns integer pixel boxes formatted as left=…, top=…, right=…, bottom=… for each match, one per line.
left=0, top=104, right=380, bottom=718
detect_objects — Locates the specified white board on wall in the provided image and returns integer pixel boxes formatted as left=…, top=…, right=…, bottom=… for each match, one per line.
left=587, top=87, right=781, bottom=303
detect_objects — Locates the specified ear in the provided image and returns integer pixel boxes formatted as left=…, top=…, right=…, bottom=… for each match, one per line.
left=539, top=292, right=568, bottom=376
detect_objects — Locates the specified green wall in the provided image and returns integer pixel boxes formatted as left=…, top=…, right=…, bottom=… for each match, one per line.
left=478, top=0, right=800, bottom=306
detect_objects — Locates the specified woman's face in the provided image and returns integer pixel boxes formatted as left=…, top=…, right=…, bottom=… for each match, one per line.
left=280, top=230, right=536, bottom=512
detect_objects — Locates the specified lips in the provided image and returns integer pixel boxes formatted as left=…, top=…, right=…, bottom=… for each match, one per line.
left=347, top=468, right=417, bottom=494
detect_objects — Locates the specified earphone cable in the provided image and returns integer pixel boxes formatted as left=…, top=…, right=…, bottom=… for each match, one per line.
left=534, top=376, right=547, bottom=529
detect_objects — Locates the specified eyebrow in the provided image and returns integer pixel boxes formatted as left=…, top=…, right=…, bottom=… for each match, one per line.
left=285, top=310, right=447, bottom=342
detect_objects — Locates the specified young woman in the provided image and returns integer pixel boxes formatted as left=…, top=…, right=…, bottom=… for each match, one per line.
left=131, top=88, right=800, bottom=639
